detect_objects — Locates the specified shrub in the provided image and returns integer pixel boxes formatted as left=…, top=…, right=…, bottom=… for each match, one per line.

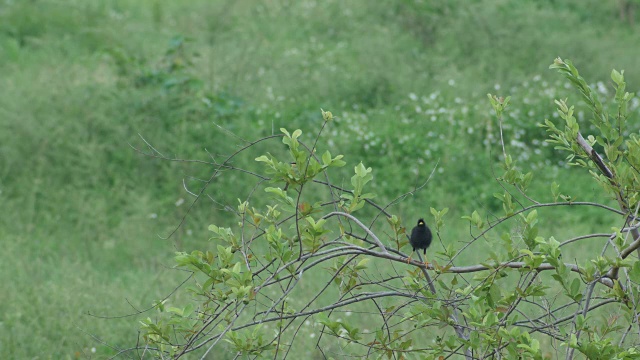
left=130, top=60, right=640, bottom=359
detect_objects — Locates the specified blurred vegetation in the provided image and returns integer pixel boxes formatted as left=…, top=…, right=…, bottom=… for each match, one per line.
left=1, top=0, right=639, bottom=358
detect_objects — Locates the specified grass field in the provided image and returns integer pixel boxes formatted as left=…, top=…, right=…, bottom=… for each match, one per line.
left=2, top=0, right=640, bottom=358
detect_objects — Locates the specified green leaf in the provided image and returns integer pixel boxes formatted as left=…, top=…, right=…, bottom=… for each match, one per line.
left=255, top=155, right=271, bottom=163
left=629, top=262, right=640, bottom=284
left=321, top=108, right=333, bottom=121
left=570, top=278, right=582, bottom=301
left=462, top=210, right=484, bottom=229
left=611, top=69, right=624, bottom=86
left=355, top=258, right=370, bottom=270
left=167, top=306, right=183, bottom=316
left=322, top=150, right=331, bottom=166
left=488, top=284, right=502, bottom=307
left=525, top=210, right=538, bottom=225
left=330, top=155, right=346, bottom=167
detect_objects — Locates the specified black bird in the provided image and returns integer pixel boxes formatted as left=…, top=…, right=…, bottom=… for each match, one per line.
left=407, top=218, right=432, bottom=266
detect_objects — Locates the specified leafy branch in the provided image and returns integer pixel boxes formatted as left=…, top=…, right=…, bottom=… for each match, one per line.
left=120, top=59, right=640, bottom=359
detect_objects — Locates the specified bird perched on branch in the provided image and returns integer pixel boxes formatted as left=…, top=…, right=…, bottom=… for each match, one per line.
left=407, top=218, right=432, bottom=266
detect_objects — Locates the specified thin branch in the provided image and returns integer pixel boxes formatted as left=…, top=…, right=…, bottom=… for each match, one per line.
left=565, top=281, right=597, bottom=360
left=322, top=211, right=388, bottom=254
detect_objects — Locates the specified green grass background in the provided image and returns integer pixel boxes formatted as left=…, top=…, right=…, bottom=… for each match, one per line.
left=1, top=0, right=639, bottom=358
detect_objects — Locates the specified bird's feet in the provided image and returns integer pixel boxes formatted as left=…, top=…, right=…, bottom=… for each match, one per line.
left=405, top=256, right=412, bottom=264
left=423, top=260, right=430, bottom=268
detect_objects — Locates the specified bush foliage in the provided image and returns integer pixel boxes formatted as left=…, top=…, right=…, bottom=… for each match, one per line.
left=130, top=60, right=640, bottom=359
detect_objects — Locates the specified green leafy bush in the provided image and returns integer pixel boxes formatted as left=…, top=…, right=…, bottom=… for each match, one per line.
left=128, top=59, right=640, bottom=359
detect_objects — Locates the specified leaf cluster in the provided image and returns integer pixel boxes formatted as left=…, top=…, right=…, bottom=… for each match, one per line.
left=132, top=60, right=640, bottom=359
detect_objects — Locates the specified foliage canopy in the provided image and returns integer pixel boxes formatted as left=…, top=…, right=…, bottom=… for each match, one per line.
left=132, top=60, right=640, bottom=359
